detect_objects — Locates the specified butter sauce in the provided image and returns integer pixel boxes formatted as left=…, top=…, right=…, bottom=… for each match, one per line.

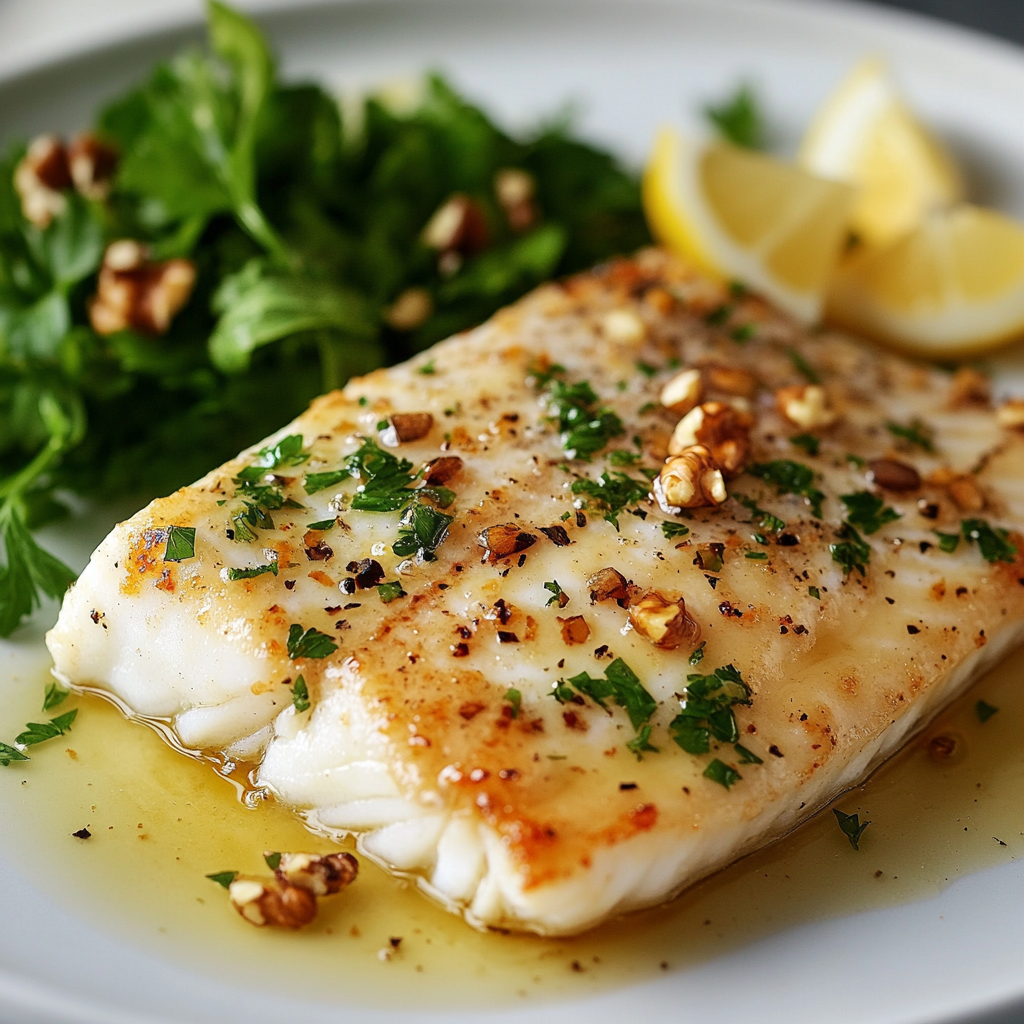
left=0, top=649, right=1020, bottom=1011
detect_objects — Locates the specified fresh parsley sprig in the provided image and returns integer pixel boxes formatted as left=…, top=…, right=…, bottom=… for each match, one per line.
left=747, top=460, right=825, bottom=518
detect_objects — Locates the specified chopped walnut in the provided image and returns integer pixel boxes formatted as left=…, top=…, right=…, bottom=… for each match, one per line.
left=947, top=367, right=990, bottom=408
left=655, top=445, right=727, bottom=511
left=14, top=135, right=72, bottom=227
left=67, top=133, right=118, bottom=201
left=386, top=287, right=433, bottom=331
left=775, top=384, right=837, bottom=430
left=996, top=398, right=1024, bottom=430
left=667, top=401, right=752, bottom=476
left=423, top=455, right=463, bottom=485
left=659, top=368, right=703, bottom=415
left=601, top=308, right=646, bottom=346
left=228, top=877, right=318, bottom=929
left=947, top=476, right=986, bottom=512
left=386, top=412, right=434, bottom=443
left=704, top=363, right=758, bottom=399
left=89, top=241, right=196, bottom=336
left=558, top=615, right=591, bottom=645
left=587, top=567, right=630, bottom=605
left=628, top=591, right=700, bottom=650
left=478, top=524, right=537, bottom=561
left=422, top=194, right=489, bottom=254
left=494, top=168, right=537, bottom=232
left=274, top=851, right=358, bottom=897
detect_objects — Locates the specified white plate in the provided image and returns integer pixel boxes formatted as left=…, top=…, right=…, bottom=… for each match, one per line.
left=1, top=2, right=1023, bottom=1022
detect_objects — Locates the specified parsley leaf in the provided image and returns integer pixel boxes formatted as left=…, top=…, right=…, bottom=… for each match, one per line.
left=378, top=581, right=406, bottom=603
left=840, top=491, right=901, bottom=535
left=704, top=83, right=765, bottom=150
left=543, top=580, right=568, bottom=607
left=787, top=347, right=821, bottom=385
left=0, top=741, right=29, bottom=766
left=886, top=419, right=935, bottom=453
left=42, top=682, right=70, bottom=711
left=626, top=724, right=659, bottom=760
left=661, top=521, right=690, bottom=540
left=554, top=658, right=657, bottom=744
left=289, top=675, right=310, bottom=712
left=286, top=623, right=337, bottom=660
left=504, top=688, right=522, bottom=719
left=226, top=559, right=278, bottom=580
left=206, top=871, right=238, bottom=889
left=16, top=708, right=78, bottom=746
left=935, top=531, right=960, bottom=553
left=688, top=641, right=706, bottom=666
left=833, top=808, right=870, bottom=850
left=808, top=585, right=821, bottom=600
left=539, top=370, right=624, bottom=460
left=264, top=851, right=282, bottom=870
left=571, top=471, right=649, bottom=530
left=164, top=525, right=197, bottom=561
left=746, top=461, right=824, bottom=518
left=975, top=699, right=999, bottom=723
left=789, top=433, right=820, bottom=456
left=830, top=523, right=871, bottom=577
left=961, top=518, right=1016, bottom=564
left=734, top=743, right=763, bottom=764
left=392, top=503, right=453, bottom=560
left=703, top=758, right=742, bottom=789
left=735, top=493, right=785, bottom=534
left=670, top=664, right=752, bottom=754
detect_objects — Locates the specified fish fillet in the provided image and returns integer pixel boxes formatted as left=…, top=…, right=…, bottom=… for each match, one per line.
left=47, top=249, right=1024, bottom=935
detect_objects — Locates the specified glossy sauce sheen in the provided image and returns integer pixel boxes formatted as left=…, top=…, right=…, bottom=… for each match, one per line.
left=0, top=651, right=1019, bottom=1010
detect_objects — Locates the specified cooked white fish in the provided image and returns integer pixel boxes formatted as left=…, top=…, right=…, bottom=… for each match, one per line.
left=47, top=249, right=1024, bottom=935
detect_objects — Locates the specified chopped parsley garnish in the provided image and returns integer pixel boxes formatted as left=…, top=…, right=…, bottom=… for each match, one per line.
left=289, top=675, right=310, bottom=713
left=286, top=623, right=337, bottom=660
left=571, top=471, right=649, bottom=530
left=975, top=699, right=999, bottom=723
left=306, top=519, right=336, bottom=531
left=164, top=526, right=197, bottom=562
left=735, top=493, right=785, bottom=534
left=840, top=491, right=901, bottom=535
left=747, top=461, right=824, bottom=518
left=730, top=324, right=755, bottom=343
left=553, top=658, right=657, bottom=748
left=392, top=503, right=453, bottom=561
left=670, top=663, right=752, bottom=755
left=544, top=580, right=568, bottom=608
left=607, top=449, right=642, bottom=466
left=787, top=346, right=821, bottom=384
left=734, top=743, right=763, bottom=764
left=886, top=419, right=935, bottom=453
left=703, top=758, right=742, bottom=789
left=231, top=500, right=277, bottom=543
left=504, top=689, right=522, bottom=719
left=935, top=531, right=960, bottom=553
left=16, top=709, right=78, bottom=747
left=704, top=83, right=765, bottom=150
left=830, top=523, right=871, bottom=577
left=418, top=360, right=436, bottom=376
left=42, top=682, right=70, bottom=712
left=706, top=303, right=732, bottom=326
left=226, top=559, right=278, bottom=581
left=845, top=453, right=866, bottom=469
left=789, top=433, right=820, bottom=456
left=961, top=518, right=1016, bottom=563
left=661, top=520, right=690, bottom=541
left=0, top=741, right=29, bottom=766
left=745, top=551, right=767, bottom=560
left=626, top=724, right=659, bottom=761
left=688, top=641, right=706, bottom=666
left=378, top=581, right=407, bottom=603
left=808, top=585, right=821, bottom=600
left=833, top=808, right=870, bottom=850
left=206, top=871, right=238, bottom=889
left=635, top=360, right=658, bottom=378
left=264, top=852, right=282, bottom=870
left=248, top=434, right=309, bottom=472
left=538, top=369, right=624, bottom=460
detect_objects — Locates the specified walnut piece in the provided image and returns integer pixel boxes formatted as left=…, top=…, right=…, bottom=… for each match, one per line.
left=228, top=877, right=318, bottom=929
left=89, top=241, right=196, bottom=336
left=423, top=455, right=463, bottom=485
left=601, top=308, right=646, bottom=346
left=704, top=363, right=758, bottom=399
left=775, top=384, right=838, bottom=430
left=274, top=851, right=358, bottom=897
left=867, top=458, right=921, bottom=492
left=659, top=368, right=702, bottom=415
left=655, top=445, right=728, bottom=511
left=478, top=524, right=537, bottom=561
left=947, top=367, right=990, bottom=408
left=628, top=591, right=700, bottom=650
left=386, top=287, right=433, bottom=331
left=667, top=401, right=752, bottom=476
left=558, top=615, right=591, bottom=645
left=386, top=412, right=434, bottom=443
left=996, top=398, right=1024, bottom=430
left=494, top=168, right=537, bottom=232
left=422, top=194, right=489, bottom=254
left=587, top=567, right=630, bottom=605
left=947, top=476, right=986, bottom=512
left=67, top=133, right=118, bottom=201
left=14, top=135, right=72, bottom=227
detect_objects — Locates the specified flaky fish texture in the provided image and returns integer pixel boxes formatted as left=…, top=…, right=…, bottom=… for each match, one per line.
left=48, top=250, right=1024, bottom=935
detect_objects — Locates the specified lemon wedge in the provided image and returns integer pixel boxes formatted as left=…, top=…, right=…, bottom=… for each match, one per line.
left=800, top=57, right=963, bottom=247
left=644, top=127, right=854, bottom=323
left=826, top=204, right=1024, bottom=356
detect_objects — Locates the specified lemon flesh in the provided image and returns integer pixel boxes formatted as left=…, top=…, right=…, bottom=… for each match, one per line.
left=827, top=204, right=1024, bottom=356
left=800, top=57, right=963, bottom=247
left=644, top=128, right=854, bottom=323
